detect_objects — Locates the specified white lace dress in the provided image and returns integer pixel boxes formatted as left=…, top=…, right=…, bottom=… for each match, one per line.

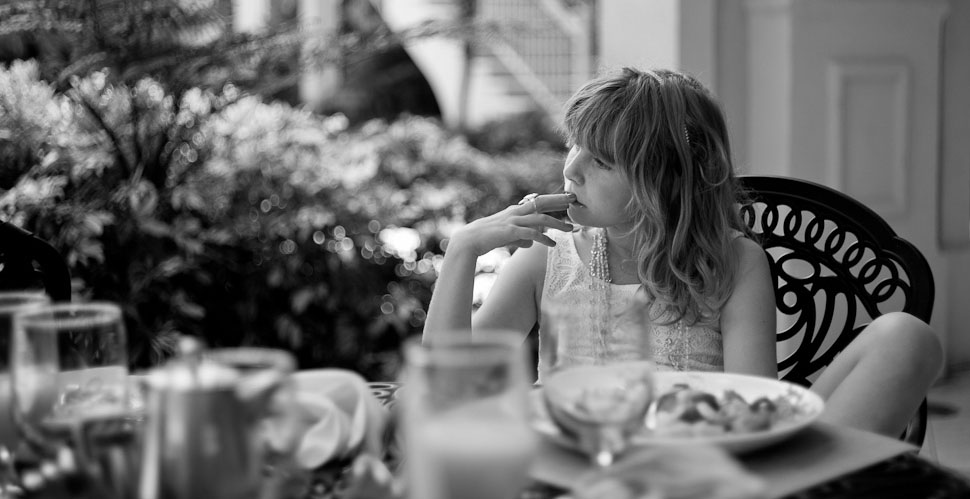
left=537, top=229, right=724, bottom=384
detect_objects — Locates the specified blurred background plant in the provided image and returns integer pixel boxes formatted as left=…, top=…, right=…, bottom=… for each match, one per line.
left=0, top=0, right=565, bottom=378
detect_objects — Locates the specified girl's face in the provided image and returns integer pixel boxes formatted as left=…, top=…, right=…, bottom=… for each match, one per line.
left=562, top=146, right=635, bottom=228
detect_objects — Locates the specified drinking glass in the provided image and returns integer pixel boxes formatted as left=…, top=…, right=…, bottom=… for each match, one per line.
left=0, top=292, right=50, bottom=452
left=539, top=292, right=655, bottom=467
left=10, top=302, right=129, bottom=458
left=400, top=331, right=539, bottom=499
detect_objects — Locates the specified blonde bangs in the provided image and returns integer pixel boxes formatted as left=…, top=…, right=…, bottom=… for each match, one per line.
left=563, top=82, right=628, bottom=166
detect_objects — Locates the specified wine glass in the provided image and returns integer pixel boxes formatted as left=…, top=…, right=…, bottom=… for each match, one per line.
left=0, top=292, right=50, bottom=451
left=400, top=331, right=539, bottom=499
left=0, top=291, right=50, bottom=491
left=539, top=292, right=655, bottom=467
left=10, top=302, right=129, bottom=460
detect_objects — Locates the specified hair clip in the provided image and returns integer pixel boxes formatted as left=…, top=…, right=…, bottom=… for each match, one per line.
left=683, top=125, right=691, bottom=146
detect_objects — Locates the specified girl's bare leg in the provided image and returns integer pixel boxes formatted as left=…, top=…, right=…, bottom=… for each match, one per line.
left=811, top=312, right=943, bottom=437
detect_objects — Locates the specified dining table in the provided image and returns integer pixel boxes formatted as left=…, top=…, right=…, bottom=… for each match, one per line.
left=363, top=381, right=970, bottom=499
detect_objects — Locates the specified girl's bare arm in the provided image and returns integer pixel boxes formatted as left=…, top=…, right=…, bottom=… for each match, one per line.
left=720, top=237, right=778, bottom=377
left=423, top=195, right=573, bottom=343
left=471, top=243, right=548, bottom=339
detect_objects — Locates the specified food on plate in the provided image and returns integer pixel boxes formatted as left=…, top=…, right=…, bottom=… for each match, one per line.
left=651, top=383, right=801, bottom=437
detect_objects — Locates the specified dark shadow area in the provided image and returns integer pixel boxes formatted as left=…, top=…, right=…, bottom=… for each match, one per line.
left=928, top=401, right=960, bottom=417
left=317, top=44, right=441, bottom=124
left=315, top=0, right=440, bottom=124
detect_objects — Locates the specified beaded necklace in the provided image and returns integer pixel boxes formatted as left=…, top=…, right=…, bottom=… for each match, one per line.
left=588, top=228, right=612, bottom=358
left=588, top=227, right=690, bottom=369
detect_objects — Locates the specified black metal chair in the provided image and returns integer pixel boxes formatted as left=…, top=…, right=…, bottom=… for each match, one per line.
left=739, top=175, right=933, bottom=447
left=0, top=220, right=71, bottom=302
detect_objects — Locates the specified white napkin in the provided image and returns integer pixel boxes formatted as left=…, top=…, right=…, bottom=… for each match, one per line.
left=566, top=445, right=766, bottom=499
left=265, top=369, right=388, bottom=470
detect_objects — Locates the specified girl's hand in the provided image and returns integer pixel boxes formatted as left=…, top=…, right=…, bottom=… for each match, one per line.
left=448, top=194, right=575, bottom=257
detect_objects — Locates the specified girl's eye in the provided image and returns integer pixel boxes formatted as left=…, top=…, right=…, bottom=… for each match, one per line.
left=593, top=157, right=611, bottom=170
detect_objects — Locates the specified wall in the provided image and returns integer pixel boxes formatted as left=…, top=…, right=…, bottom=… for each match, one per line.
left=714, top=0, right=751, bottom=173
left=713, top=0, right=969, bottom=372
left=599, top=0, right=719, bottom=92
left=941, top=0, right=970, bottom=368
left=599, top=0, right=679, bottom=71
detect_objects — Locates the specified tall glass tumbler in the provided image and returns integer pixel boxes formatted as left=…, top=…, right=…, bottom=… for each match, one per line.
left=11, top=302, right=128, bottom=457
left=0, top=292, right=50, bottom=450
left=401, top=331, right=539, bottom=499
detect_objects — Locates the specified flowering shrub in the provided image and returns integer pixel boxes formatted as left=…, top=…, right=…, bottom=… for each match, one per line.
left=0, top=60, right=565, bottom=378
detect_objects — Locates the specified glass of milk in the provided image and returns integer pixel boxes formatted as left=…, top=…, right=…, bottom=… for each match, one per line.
left=400, top=330, right=539, bottom=499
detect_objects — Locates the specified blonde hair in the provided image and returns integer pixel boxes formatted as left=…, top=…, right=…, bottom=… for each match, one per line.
left=563, top=67, right=751, bottom=325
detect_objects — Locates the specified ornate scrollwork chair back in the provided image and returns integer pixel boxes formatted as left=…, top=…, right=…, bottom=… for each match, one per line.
left=739, top=175, right=933, bottom=446
left=0, top=221, right=71, bottom=302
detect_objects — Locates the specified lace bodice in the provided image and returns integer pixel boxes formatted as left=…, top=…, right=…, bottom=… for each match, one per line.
left=537, top=229, right=724, bottom=384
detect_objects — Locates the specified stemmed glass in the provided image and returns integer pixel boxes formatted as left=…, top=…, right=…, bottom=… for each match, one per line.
left=539, top=293, right=655, bottom=467
left=0, top=291, right=50, bottom=491
left=0, top=292, right=50, bottom=451
left=400, top=331, right=539, bottom=499
left=10, top=302, right=129, bottom=461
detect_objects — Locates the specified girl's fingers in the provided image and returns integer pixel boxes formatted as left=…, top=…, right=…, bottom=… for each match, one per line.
left=469, top=205, right=572, bottom=252
left=512, top=227, right=557, bottom=247
left=509, top=240, right=535, bottom=249
left=512, top=201, right=538, bottom=216
left=511, top=214, right=574, bottom=233
left=540, top=215, right=575, bottom=232
left=534, top=234, right=557, bottom=247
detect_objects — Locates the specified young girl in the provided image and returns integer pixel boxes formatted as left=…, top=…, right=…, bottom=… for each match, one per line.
left=424, top=67, right=942, bottom=438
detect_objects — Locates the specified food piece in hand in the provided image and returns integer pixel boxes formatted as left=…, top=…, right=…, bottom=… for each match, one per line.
left=528, top=193, right=577, bottom=213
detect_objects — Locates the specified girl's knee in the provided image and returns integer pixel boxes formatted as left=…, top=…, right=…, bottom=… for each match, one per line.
left=867, top=312, right=943, bottom=375
left=869, top=312, right=935, bottom=344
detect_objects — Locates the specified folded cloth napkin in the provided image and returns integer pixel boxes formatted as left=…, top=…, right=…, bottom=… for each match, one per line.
left=264, top=369, right=388, bottom=470
left=568, top=444, right=766, bottom=499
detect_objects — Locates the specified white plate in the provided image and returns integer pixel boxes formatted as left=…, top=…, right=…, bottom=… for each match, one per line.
left=531, top=370, right=825, bottom=455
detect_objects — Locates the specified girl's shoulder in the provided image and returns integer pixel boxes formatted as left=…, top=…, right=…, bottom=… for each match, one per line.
left=730, top=233, right=770, bottom=272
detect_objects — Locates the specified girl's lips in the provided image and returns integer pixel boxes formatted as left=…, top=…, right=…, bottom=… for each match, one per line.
left=565, top=192, right=584, bottom=207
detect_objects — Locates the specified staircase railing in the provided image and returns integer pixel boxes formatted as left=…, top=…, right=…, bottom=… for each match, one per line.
left=477, top=0, right=594, bottom=121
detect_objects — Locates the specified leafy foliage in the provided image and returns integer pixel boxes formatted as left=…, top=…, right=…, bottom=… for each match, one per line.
left=1, top=0, right=317, bottom=95
left=0, top=59, right=565, bottom=378
left=0, top=0, right=567, bottom=378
